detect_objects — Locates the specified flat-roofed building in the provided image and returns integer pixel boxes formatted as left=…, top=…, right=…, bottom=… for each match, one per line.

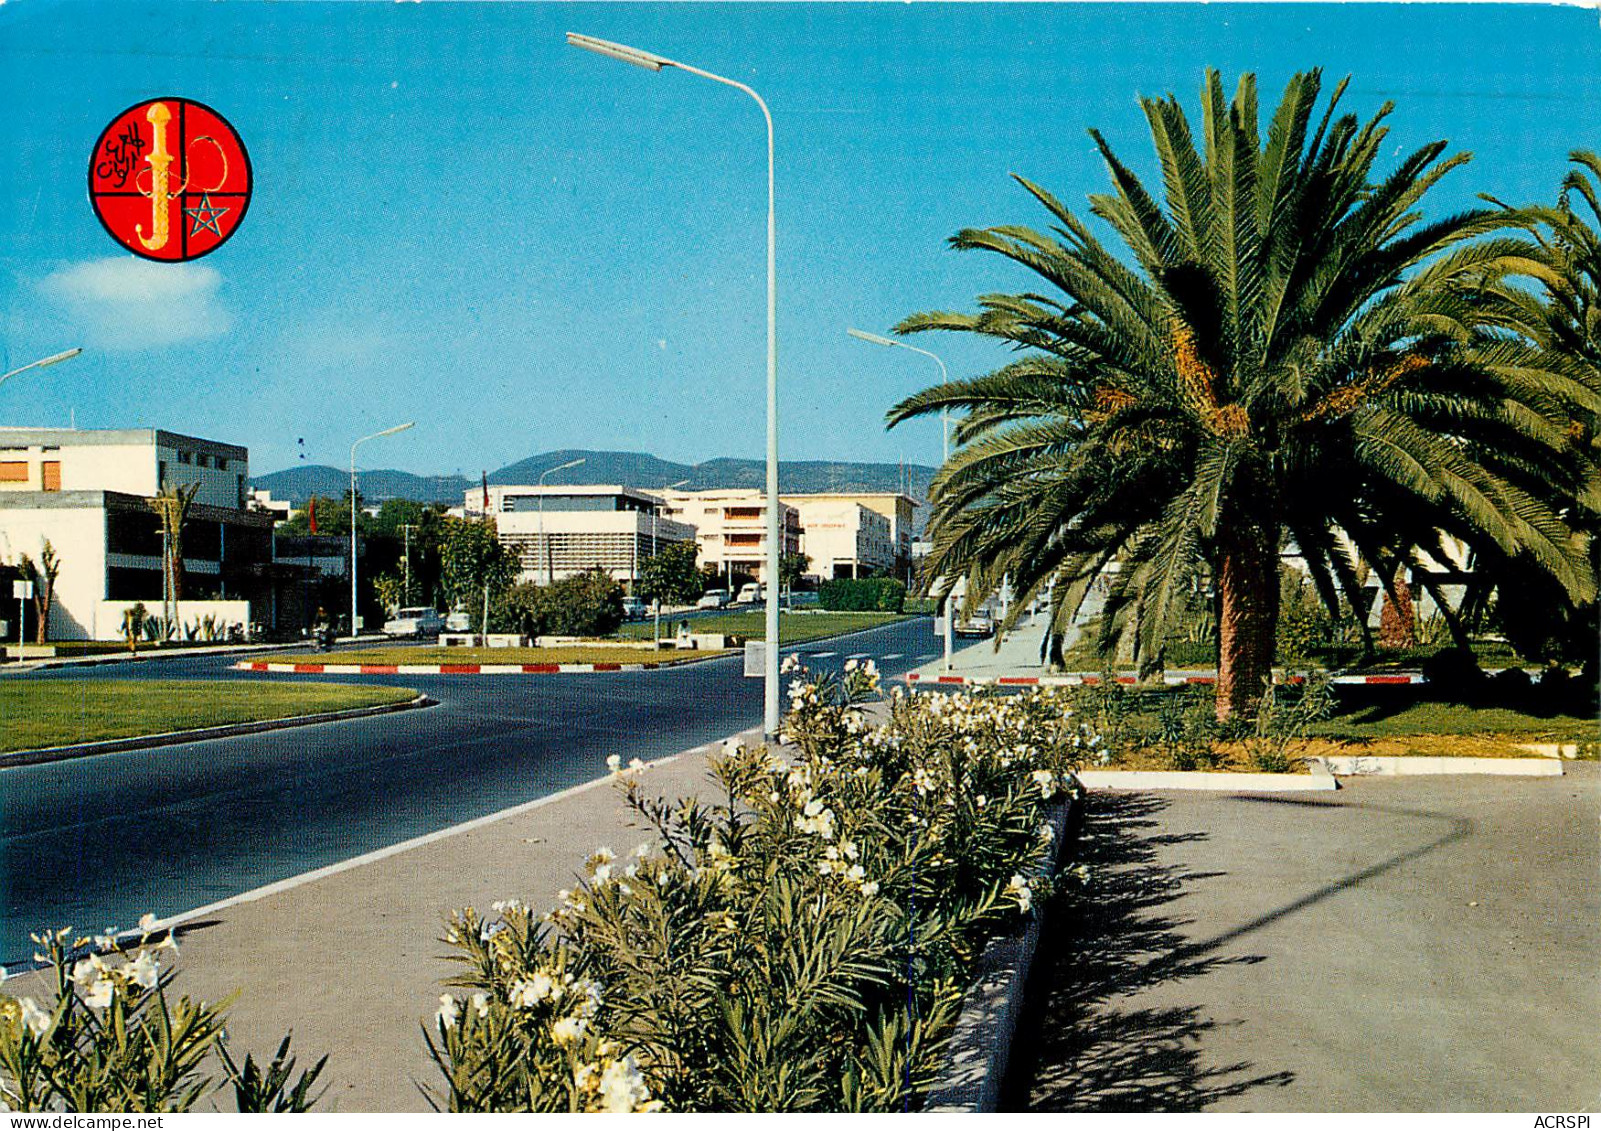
left=465, top=483, right=695, bottom=585
left=789, top=499, right=895, bottom=579
left=781, top=492, right=918, bottom=581
left=660, top=488, right=801, bottom=585
left=0, top=428, right=281, bottom=640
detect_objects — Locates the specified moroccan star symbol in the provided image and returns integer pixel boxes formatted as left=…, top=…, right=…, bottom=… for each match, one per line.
left=184, top=193, right=228, bottom=238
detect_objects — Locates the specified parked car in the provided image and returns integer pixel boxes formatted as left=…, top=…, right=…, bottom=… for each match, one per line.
left=384, top=607, right=445, bottom=639
left=697, top=589, right=730, bottom=609
left=953, top=607, right=995, bottom=638
left=734, top=582, right=764, bottom=605
left=444, top=610, right=472, bottom=633
left=621, top=596, right=647, bottom=620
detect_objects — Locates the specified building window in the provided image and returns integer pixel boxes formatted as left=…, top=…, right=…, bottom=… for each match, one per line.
left=216, top=457, right=228, bottom=470
left=40, top=461, right=60, bottom=492
left=198, top=453, right=212, bottom=468
left=0, top=461, right=27, bottom=482
left=177, top=451, right=192, bottom=464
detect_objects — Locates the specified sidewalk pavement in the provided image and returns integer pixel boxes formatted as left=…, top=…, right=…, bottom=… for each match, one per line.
left=1006, top=763, right=1601, bottom=1112
left=8, top=729, right=755, bottom=1112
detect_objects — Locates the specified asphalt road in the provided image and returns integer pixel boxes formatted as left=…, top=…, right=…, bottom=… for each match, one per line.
left=0, top=616, right=941, bottom=963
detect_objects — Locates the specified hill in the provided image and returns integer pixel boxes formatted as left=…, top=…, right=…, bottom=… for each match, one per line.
left=254, top=450, right=936, bottom=518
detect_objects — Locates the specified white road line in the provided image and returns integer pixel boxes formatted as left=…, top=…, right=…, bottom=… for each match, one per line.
left=809, top=651, right=836, bottom=658
left=915, top=653, right=938, bottom=661
left=846, top=653, right=871, bottom=660
left=881, top=653, right=904, bottom=660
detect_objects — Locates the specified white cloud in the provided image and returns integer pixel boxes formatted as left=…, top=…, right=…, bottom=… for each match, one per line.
left=38, top=257, right=232, bottom=351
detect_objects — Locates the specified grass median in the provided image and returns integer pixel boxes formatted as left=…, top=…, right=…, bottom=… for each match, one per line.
left=620, top=609, right=911, bottom=644
left=265, top=645, right=730, bottom=667
left=0, top=679, right=420, bottom=754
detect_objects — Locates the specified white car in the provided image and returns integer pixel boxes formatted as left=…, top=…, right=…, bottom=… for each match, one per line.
left=735, top=583, right=764, bottom=605
left=697, top=589, right=730, bottom=609
left=384, top=607, right=445, bottom=638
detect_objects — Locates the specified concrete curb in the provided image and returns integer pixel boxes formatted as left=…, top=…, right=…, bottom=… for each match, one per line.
left=0, top=692, right=434, bottom=769
left=1308, top=754, right=1564, bottom=778
left=231, top=654, right=721, bottom=676
left=3, top=641, right=307, bottom=673
left=925, top=791, right=1082, bottom=1112
left=1076, top=764, right=1339, bottom=791
left=905, top=671, right=1430, bottom=687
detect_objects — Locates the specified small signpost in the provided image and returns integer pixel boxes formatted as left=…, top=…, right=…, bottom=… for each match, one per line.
left=744, top=639, right=765, bottom=678
left=12, top=579, right=33, bottom=648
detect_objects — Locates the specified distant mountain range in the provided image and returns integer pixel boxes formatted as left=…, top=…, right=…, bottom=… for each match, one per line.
left=253, top=449, right=936, bottom=513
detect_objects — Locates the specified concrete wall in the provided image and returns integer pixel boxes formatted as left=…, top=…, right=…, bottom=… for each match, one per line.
left=97, top=599, right=251, bottom=642
left=0, top=504, right=107, bottom=640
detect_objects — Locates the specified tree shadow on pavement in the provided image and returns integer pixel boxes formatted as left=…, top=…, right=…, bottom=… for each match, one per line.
left=1002, top=792, right=1295, bottom=1111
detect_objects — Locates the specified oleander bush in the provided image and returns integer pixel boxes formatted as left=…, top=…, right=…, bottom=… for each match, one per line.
left=0, top=918, right=323, bottom=1113
left=427, top=662, right=1097, bottom=1112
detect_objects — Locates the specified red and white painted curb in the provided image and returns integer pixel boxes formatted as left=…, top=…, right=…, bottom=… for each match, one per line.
left=904, top=671, right=1430, bottom=687
left=233, top=656, right=709, bottom=676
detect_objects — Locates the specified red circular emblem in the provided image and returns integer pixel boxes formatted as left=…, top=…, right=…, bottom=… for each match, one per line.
left=88, top=97, right=251, bottom=262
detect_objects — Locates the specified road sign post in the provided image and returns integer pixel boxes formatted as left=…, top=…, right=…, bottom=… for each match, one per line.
left=12, top=579, right=33, bottom=648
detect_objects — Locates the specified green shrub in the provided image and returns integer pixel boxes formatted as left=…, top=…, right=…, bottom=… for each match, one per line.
left=818, top=578, right=906, bottom=613
left=427, top=665, right=1097, bottom=1112
left=497, top=570, right=626, bottom=637
left=0, top=920, right=323, bottom=1112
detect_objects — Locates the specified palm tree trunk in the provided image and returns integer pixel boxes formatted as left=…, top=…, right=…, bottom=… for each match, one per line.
left=1215, top=530, right=1279, bottom=721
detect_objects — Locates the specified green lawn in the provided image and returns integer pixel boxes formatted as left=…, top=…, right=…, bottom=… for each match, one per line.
left=268, top=645, right=727, bottom=666
left=0, top=679, right=419, bottom=753
left=620, top=610, right=910, bottom=644
left=1310, top=690, right=1597, bottom=743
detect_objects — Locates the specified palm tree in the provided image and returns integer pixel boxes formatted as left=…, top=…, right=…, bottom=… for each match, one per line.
left=889, top=69, right=1597, bottom=718
left=1465, top=152, right=1601, bottom=664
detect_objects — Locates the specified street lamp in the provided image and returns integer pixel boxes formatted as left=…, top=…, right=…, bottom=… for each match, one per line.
left=849, top=328, right=953, bottom=668
left=538, top=457, right=585, bottom=584
left=652, top=478, right=691, bottom=644
left=567, top=31, right=782, bottom=740
left=350, top=421, right=414, bottom=637
left=0, top=348, right=83, bottom=391
left=846, top=329, right=949, bottom=464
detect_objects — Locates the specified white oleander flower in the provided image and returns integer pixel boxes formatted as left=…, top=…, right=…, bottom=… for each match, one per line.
left=471, top=992, right=491, bottom=1019
left=606, top=754, right=622, bottom=773
left=84, top=978, right=116, bottom=1010
left=126, top=950, right=160, bottom=990
left=552, top=1015, right=588, bottom=1045
left=598, top=1054, right=653, bottom=1113
left=138, top=913, right=158, bottom=934
left=437, top=994, right=460, bottom=1029
left=18, top=997, right=51, bottom=1037
left=860, top=881, right=880, bottom=898
left=1006, top=873, right=1033, bottom=914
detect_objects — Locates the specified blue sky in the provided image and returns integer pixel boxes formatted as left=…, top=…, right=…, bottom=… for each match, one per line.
left=1, top=2, right=1597, bottom=477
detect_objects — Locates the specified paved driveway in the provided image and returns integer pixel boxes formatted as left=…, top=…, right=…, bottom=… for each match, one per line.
left=1008, top=764, right=1600, bottom=1112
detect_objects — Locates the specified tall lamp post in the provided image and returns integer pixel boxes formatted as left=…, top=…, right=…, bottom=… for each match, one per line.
left=538, top=457, right=585, bottom=584
left=0, top=348, right=83, bottom=391
left=350, top=421, right=414, bottom=636
left=567, top=31, right=782, bottom=739
left=847, top=327, right=953, bottom=668
left=652, top=478, right=691, bottom=643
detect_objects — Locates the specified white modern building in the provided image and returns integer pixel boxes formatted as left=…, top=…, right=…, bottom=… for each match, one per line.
left=787, top=498, right=895, bottom=580
left=465, top=483, right=696, bottom=585
left=659, top=488, right=801, bottom=585
left=781, top=492, right=918, bottom=582
left=0, top=428, right=280, bottom=640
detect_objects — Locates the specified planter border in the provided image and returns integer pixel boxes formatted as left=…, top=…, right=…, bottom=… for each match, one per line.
left=1308, top=753, right=1563, bottom=777
left=0, top=692, right=433, bottom=769
left=924, top=789, right=1083, bottom=1112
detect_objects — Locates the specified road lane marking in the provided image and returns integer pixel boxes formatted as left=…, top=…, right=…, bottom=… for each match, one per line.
left=808, top=651, right=836, bottom=658
left=881, top=653, right=904, bottom=660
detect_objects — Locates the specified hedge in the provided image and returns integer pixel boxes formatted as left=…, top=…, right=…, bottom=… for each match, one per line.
left=818, top=578, right=906, bottom=613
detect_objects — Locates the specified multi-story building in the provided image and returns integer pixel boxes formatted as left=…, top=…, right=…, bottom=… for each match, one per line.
left=0, top=427, right=281, bottom=640
left=660, top=488, right=801, bottom=585
left=465, top=484, right=695, bottom=585
left=781, top=492, right=918, bottom=582
left=787, top=498, right=895, bottom=580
